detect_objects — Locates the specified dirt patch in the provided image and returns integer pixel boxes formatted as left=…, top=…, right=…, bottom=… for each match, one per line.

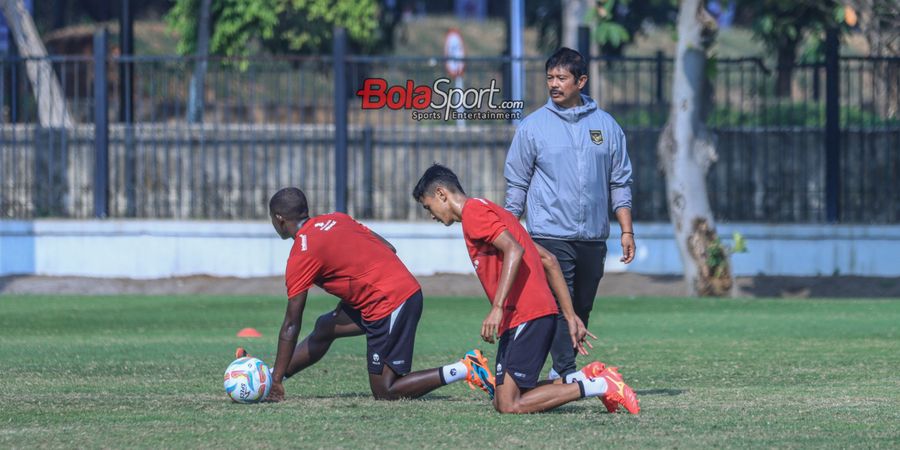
left=1, top=273, right=899, bottom=298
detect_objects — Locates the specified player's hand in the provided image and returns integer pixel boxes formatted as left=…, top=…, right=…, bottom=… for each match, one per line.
left=620, top=233, right=635, bottom=264
left=481, top=306, right=503, bottom=344
left=266, top=382, right=285, bottom=403
left=566, top=315, right=596, bottom=356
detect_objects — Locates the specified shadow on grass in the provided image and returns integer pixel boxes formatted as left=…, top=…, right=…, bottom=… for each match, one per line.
left=635, top=388, right=684, bottom=396
left=299, top=393, right=458, bottom=401
left=541, top=404, right=597, bottom=414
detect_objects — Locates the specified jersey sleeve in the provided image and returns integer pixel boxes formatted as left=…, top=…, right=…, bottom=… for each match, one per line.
left=285, top=253, right=321, bottom=298
left=463, top=201, right=508, bottom=244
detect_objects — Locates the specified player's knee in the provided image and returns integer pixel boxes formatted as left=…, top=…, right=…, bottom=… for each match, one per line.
left=311, top=313, right=337, bottom=340
left=370, top=386, right=400, bottom=401
left=369, top=377, right=397, bottom=401
left=494, top=398, right=523, bottom=414
left=314, top=312, right=332, bottom=329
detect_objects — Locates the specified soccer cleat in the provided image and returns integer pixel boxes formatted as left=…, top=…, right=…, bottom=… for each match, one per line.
left=579, top=361, right=617, bottom=413
left=461, top=349, right=496, bottom=400
left=580, top=361, right=607, bottom=379
left=598, top=367, right=640, bottom=414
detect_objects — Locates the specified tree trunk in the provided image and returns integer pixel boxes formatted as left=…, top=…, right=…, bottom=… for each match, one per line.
left=561, top=0, right=590, bottom=49
left=851, top=0, right=900, bottom=118
left=657, top=0, right=732, bottom=297
left=775, top=42, right=798, bottom=98
left=1, top=0, right=74, bottom=128
left=186, top=0, right=212, bottom=123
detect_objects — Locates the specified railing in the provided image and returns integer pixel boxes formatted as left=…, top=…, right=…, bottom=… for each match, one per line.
left=1, top=31, right=898, bottom=222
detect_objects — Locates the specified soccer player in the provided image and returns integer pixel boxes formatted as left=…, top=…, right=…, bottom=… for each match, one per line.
left=413, top=164, right=639, bottom=414
left=245, top=187, right=495, bottom=402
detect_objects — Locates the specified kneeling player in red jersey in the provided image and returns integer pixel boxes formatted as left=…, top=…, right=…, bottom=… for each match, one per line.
left=413, top=164, right=640, bottom=414
left=243, top=187, right=495, bottom=402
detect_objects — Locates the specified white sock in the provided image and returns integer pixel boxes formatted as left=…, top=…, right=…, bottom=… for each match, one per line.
left=578, top=377, right=609, bottom=398
left=565, top=370, right=587, bottom=384
left=441, top=361, right=468, bottom=384
left=547, top=368, right=561, bottom=381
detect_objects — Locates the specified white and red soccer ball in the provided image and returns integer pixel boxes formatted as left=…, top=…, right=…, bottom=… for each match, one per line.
left=223, top=357, right=271, bottom=403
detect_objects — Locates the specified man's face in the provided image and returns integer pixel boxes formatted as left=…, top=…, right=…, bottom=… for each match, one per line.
left=418, top=191, right=453, bottom=226
left=270, top=212, right=292, bottom=240
left=546, top=66, right=586, bottom=108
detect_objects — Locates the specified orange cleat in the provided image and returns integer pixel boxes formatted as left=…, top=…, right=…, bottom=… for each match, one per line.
left=461, top=349, right=496, bottom=400
left=234, top=347, right=249, bottom=359
left=598, top=367, right=640, bottom=414
left=579, top=361, right=618, bottom=413
left=580, top=360, right=607, bottom=379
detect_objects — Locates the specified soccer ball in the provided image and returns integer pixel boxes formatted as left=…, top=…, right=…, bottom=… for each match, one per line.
left=223, top=357, right=272, bottom=403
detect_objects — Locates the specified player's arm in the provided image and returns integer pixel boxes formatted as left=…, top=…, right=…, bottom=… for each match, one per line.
left=503, top=128, right=536, bottom=219
left=268, top=290, right=308, bottom=402
left=609, top=126, right=635, bottom=264
left=482, top=230, right=524, bottom=343
left=534, top=243, right=595, bottom=355
left=368, top=229, right=397, bottom=253
left=616, top=208, right=635, bottom=264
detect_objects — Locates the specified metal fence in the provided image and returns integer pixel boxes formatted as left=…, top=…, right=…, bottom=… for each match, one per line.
left=1, top=34, right=898, bottom=222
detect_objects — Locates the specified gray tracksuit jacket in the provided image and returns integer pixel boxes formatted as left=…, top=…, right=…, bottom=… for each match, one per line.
left=504, top=95, right=633, bottom=241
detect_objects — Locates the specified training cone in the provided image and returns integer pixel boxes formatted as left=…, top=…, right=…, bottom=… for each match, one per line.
left=236, top=327, right=262, bottom=338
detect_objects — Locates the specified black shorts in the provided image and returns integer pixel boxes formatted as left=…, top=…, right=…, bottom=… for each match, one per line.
left=494, top=314, right=556, bottom=389
left=341, top=290, right=423, bottom=376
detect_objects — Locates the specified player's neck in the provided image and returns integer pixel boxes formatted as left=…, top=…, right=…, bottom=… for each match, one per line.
left=450, top=194, right=468, bottom=222
left=288, top=217, right=309, bottom=239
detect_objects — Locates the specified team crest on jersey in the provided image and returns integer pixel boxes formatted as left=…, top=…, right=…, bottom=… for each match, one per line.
left=590, top=130, right=603, bottom=145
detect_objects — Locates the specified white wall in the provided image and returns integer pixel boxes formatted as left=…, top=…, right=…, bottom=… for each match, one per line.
left=2, top=220, right=900, bottom=278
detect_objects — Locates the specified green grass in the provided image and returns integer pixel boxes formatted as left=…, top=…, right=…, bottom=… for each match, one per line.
left=2, top=295, right=898, bottom=448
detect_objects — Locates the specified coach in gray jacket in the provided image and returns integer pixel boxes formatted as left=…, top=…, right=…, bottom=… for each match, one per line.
left=504, top=47, right=635, bottom=381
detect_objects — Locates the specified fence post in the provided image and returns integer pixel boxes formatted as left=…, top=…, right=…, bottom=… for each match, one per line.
left=509, top=0, right=524, bottom=124
left=362, top=126, right=374, bottom=219
left=118, top=0, right=133, bottom=123
left=655, top=50, right=665, bottom=104
left=94, top=29, right=109, bottom=218
left=333, top=27, right=348, bottom=213
left=812, top=63, right=821, bottom=101
left=119, top=0, right=136, bottom=216
left=8, top=29, right=19, bottom=123
left=824, top=27, right=841, bottom=223
left=578, top=25, right=590, bottom=94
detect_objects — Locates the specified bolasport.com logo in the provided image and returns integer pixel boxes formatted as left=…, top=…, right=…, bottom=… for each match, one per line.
left=355, top=78, right=524, bottom=121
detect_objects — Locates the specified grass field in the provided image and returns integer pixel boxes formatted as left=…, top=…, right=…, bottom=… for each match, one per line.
left=2, top=295, right=899, bottom=448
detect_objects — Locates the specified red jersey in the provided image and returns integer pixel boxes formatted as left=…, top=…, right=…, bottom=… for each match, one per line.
left=461, top=198, right=558, bottom=334
left=284, top=212, right=421, bottom=321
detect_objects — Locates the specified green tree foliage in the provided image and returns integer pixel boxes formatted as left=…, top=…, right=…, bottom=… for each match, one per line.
left=587, top=0, right=678, bottom=55
left=166, top=0, right=380, bottom=57
left=739, top=0, right=842, bottom=96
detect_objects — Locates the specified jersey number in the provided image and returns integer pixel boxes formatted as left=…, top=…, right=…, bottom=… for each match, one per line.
left=300, top=234, right=308, bottom=251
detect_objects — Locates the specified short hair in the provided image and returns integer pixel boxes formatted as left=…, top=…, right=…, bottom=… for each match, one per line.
left=546, top=47, right=587, bottom=79
left=269, top=187, right=309, bottom=220
left=412, top=164, right=466, bottom=200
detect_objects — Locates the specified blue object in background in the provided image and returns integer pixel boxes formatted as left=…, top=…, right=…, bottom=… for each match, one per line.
left=707, top=0, right=735, bottom=29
